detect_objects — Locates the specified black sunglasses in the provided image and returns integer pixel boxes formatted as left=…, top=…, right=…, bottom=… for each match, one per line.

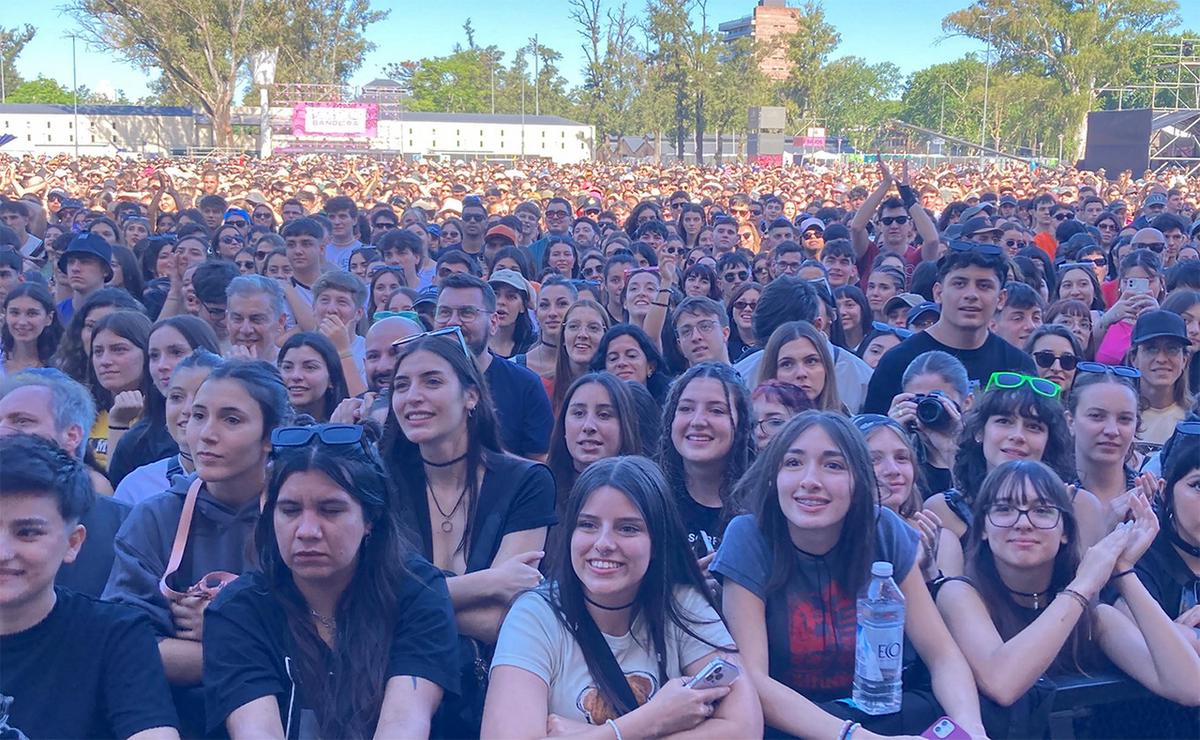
left=722, top=270, right=749, bottom=282
left=1135, top=241, right=1166, bottom=253
left=272, top=423, right=364, bottom=450
left=1033, top=350, right=1078, bottom=371
left=1054, top=212, right=1075, bottom=221
left=1004, top=239, right=1028, bottom=249
left=880, top=215, right=910, bottom=226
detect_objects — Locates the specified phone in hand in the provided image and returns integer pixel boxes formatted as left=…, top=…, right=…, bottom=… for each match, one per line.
left=921, top=716, right=971, bottom=740
left=1122, top=277, right=1150, bottom=295
left=687, top=657, right=740, bottom=689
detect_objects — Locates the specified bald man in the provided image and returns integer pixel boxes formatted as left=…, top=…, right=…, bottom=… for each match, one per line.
left=363, top=315, right=425, bottom=393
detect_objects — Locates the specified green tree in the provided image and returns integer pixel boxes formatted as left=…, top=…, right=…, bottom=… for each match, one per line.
left=943, top=0, right=1180, bottom=157
left=704, top=36, right=769, bottom=161
left=7, top=76, right=75, bottom=104
left=899, top=56, right=987, bottom=143
left=65, top=0, right=389, bottom=146
left=568, top=0, right=646, bottom=140
left=811, top=57, right=901, bottom=146
left=776, top=1, right=840, bottom=125
left=644, top=0, right=694, bottom=158
left=0, top=24, right=36, bottom=99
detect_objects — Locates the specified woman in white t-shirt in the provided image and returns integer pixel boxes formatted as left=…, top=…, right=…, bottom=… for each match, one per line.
left=483, top=455, right=762, bottom=739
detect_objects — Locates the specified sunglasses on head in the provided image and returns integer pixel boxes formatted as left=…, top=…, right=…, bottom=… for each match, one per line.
left=624, top=267, right=660, bottom=278
left=871, top=320, right=914, bottom=339
left=949, top=240, right=1003, bottom=256
left=272, top=423, right=364, bottom=450
left=1032, top=350, right=1078, bottom=371
left=880, top=215, right=910, bottom=226
left=392, top=325, right=472, bottom=358
left=1075, top=361, right=1141, bottom=382
left=986, top=371, right=1061, bottom=398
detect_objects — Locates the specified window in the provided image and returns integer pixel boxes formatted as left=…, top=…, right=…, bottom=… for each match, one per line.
left=561, top=131, right=565, bottom=138
left=47, top=121, right=51, bottom=129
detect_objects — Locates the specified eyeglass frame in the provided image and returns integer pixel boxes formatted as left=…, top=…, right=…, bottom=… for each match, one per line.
left=985, top=502, right=1064, bottom=530
left=871, top=320, right=914, bottom=339
left=392, top=325, right=473, bottom=358
left=985, top=371, right=1062, bottom=398
left=1032, top=350, right=1079, bottom=371
left=271, top=423, right=365, bottom=451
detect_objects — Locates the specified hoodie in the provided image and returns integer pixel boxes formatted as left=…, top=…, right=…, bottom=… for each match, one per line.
left=101, top=472, right=260, bottom=637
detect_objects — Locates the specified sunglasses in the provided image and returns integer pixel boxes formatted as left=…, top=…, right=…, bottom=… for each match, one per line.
left=1135, top=242, right=1166, bottom=253
left=225, top=220, right=248, bottom=228
left=880, top=216, right=910, bottom=226
left=255, top=250, right=273, bottom=260
left=1033, top=350, right=1078, bottom=371
left=986, top=371, right=1061, bottom=398
left=732, top=299, right=758, bottom=312
left=392, top=325, right=472, bottom=358
left=624, top=267, right=660, bottom=278
left=462, top=213, right=486, bottom=222
left=1075, top=361, right=1142, bottom=383
left=373, top=221, right=397, bottom=230
left=871, top=320, right=914, bottom=339
left=1054, top=212, right=1075, bottom=221
left=722, top=270, right=749, bottom=282
left=235, top=260, right=255, bottom=270
left=272, top=423, right=364, bottom=450
left=949, top=240, right=1003, bottom=256
left=1004, top=239, right=1028, bottom=249
left=219, top=235, right=243, bottom=245
left=1058, top=261, right=1100, bottom=273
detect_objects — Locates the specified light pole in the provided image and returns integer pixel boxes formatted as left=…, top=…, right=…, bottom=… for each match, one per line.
left=70, top=34, right=79, bottom=157
left=251, top=49, right=278, bottom=158
left=979, top=14, right=995, bottom=163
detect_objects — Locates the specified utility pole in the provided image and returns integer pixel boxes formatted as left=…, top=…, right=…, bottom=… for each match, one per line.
left=490, top=57, right=495, bottom=115
left=531, top=36, right=540, bottom=117
left=979, top=14, right=995, bottom=164
left=1, top=41, right=6, bottom=103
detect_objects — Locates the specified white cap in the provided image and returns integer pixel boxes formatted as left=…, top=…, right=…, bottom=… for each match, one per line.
left=871, top=561, right=894, bottom=578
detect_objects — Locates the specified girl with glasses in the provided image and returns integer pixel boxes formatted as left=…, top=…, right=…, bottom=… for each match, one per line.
left=483, top=456, right=758, bottom=739
left=233, top=247, right=257, bottom=276
left=552, top=300, right=610, bottom=413
left=1023, top=325, right=1083, bottom=393
left=750, top=379, right=811, bottom=450
left=546, top=373, right=644, bottom=507
left=382, top=334, right=556, bottom=735
left=204, top=423, right=459, bottom=738
left=716, top=412, right=986, bottom=739
left=935, top=460, right=1199, bottom=731
left=727, top=282, right=763, bottom=362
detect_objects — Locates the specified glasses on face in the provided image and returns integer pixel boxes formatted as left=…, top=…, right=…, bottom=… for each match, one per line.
left=219, top=235, right=243, bottom=245
left=1098, top=222, right=1118, bottom=231
left=1054, top=212, right=1075, bottom=221
left=986, top=502, right=1063, bottom=529
left=879, top=215, right=910, bottom=226
left=235, top=260, right=255, bottom=271
left=434, top=305, right=492, bottom=323
left=1033, top=350, right=1078, bottom=371
left=986, top=371, right=1061, bottom=398
left=582, top=266, right=602, bottom=279
left=392, top=325, right=472, bottom=358
left=755, top=417, right=786, bottom=437
left=775, top=260, right=802, bottom=274
left=1004, top=239, right=1028, bottom=249
left=272, top=423, right=364, bottom=450
left=225, top=220, right=248, bottom=229
left=732, top=299, right=758, bottom=312
left=373, top=221, right=397, bottom=230
left=255, top=250, right=273, bottom=260
left=677, top=319, right=719, bottom=339
left=462, top=213, right=486, bottom=222
left=545, top=210, right=570, bottom=219
left=200, top=301, right=227, bottom=320
left=731, top=208, right=749, bottom=217
left=723, top=270, right=749, bottom=283
left=871, top=320, right=914, bottom=339
left=1135, top=241, right=1166, bottom=253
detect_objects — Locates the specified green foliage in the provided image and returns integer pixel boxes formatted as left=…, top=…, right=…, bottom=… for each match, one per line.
left=7, top=76, right=75, bottom=105
left=777, top=1, right=840, bottom=117
left=0, top=24, right=36, bottom=95
left=899, top=56, right=987, bottom=143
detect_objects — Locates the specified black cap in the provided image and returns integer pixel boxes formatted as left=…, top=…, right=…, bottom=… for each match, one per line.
left=999, top=194, right=1018, bottom=206
left=1131, top=310, right=1189, bottom=346
left=960, top=216, right=1002, bottom=238
left=57, top=232, right=114, bottom=278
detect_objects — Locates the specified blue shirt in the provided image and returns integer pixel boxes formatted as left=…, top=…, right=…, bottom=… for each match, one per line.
left=483, top=353, right=553, bottom=457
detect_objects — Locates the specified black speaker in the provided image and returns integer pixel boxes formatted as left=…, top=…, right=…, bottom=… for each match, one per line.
left=1082, top=109, right=1151, bottom=173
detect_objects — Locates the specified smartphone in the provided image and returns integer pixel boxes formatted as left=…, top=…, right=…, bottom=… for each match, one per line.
left=687, top=657, right=740, bottom=689
left=1122, top=277, right=1150, bottom=294
left=921, top=716, right=971, bottom=740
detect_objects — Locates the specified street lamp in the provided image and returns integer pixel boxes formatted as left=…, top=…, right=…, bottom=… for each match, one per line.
left=70, top=34, right=79, bottom=157
left=979, top=14, right=995, bottom=163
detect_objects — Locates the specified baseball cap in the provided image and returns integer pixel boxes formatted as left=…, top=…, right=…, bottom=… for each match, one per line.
left=578, top=195, right=602, bottom=214
left=1131, top=310, right=1189, bottom=346
left=907, top=302, right=941, bottom=326
left=960, top=216, right=1003, bottom=239
left=884, top=293, right=924, bottom=315
left=1143, top=192, right=1168, bottom=208
left=1189, top=219, right=1200, bottom=237
left=999, top=194, right=1018, bottom=206
left=413, top=286, right=439, bottom=308
left=484, top=224, right=518, bottom=245
left=439, top=197, right=464, bottom=216
left=488, top=269, right=531, bottom=299
left=57, top=233, right=114, bottom=278
left=797, top=217, right=825, bottom=234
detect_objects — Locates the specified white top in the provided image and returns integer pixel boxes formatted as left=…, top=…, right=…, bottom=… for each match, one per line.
left=113, top=457, right=172, bottom=506
left=733, top=340, right=871, bottom=414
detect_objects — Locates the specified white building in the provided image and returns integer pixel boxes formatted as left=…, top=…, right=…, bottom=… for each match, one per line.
left=0, top=104, right=197, bottom=155
left=369, top=112, right=594, bottom=164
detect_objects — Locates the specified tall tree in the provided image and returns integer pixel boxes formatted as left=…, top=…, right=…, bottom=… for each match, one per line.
left=569, top=0, right=645, bottom=140
left=0, top=25, right=36, bottom=99
left=811, top=56, right=901, bottom=145
left=899, top=56, right=987, bottom=143
left=7, top=76, right=75, bottom=105
left=776, top=1, right=840, bottom=125
left=65, top=0, right=388, bottom=146
left=943, top=0, right=1179, bottom=157
left=644, top=0, right=694, bottom=158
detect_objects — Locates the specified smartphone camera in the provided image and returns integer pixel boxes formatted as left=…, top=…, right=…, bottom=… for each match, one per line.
left=930, top=719, right=955, bottom=739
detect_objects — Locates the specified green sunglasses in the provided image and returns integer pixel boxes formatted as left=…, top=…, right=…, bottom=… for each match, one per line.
left=985, top=371, right=1061, bottom=399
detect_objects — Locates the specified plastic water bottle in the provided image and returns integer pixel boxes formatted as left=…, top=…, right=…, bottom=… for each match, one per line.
left=852, top=561, right=906, bottom=715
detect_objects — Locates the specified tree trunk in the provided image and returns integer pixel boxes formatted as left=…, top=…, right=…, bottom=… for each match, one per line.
left=211, top=99, right=234, bottom=148
left=695, top=88, right=705, bottom=165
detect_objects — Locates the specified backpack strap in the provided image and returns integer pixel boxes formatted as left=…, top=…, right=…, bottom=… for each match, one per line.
left=576, top=609, right=640, bottom=717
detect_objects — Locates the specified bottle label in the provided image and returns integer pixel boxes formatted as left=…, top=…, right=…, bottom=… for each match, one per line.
left=856, top=623, right=903, bottom=680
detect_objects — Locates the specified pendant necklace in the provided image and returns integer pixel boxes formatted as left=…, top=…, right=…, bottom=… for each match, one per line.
left=1006, top=585, right=1052, bottom=610
left=310, top=608, right=336, bottom=631
left=428, top=479, right=469, bottom=533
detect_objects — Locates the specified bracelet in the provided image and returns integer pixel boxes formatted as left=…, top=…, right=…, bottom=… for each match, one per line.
left=1112, top=568, right=1137, bottom=581
left=339, top=351, right=353, bottom=360
left=657, top=288, right=672, bottom=294
left=836, top=719, right=853, bottom=740
left=846, top=722, right=862, bottom=740
left=606, top=718, right=624, bottom=740
left=108, top=425, right=130, bottom=431
left=1060, top=588, right=1090, bottom=611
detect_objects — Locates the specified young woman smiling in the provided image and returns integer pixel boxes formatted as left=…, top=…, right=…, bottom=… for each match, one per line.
left=547, top=373, right=644, bottom=508
left=1, top=282, right=62, bottom=376
left=1066, top=370, right=1141, bottom=520
left=726, top=282, right=762, bottom=362
left=936, top=461, right=1200, bottom=726
left=204, top=423, right=460, bottom=738
left=518, top=277, right=578, bottom=382
left=592, top=323, right=672, bottom=405
left=715, top=412, right=987, bottom=739
left=277, top=332, right=349, bottom=423
left=552, top=300, right=609, bottom=412
left=1023, top=325, right=1083, bottom=393
left=483, top=456, right=761, bottom=739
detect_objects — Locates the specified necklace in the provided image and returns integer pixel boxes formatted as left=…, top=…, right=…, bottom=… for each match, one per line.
left=1168, top=514, right=1200, bottom=558
left=585, top=594, right=636, bottom=611
left=1005, top=584, right=1052, bottom=609
left=421, top=453, right=467, bottom=468
left=428, top=479, right=469, bottom=533
left=310, top=608, right=336, bottom=631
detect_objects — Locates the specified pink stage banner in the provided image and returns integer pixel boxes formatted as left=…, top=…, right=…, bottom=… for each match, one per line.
left=291, top=103, right=378, bottom=138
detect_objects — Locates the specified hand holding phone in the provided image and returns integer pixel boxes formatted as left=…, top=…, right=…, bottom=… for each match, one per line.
left=686, top=657, right=740, bottom=689
left=921, top=716, right=971, bottom=740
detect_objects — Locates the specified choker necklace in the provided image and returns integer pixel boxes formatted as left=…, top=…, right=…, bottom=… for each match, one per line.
left=1005, top=584, right=1052, bottom=609
left=539, top=340, right=557, bottom=351
left=427, top=480, right=469, bottom=533
left=310, top=608, right=336, bottom=631
left=421, top=453, right=466, bottom=468
left=1168, top=515, right=1200, bottom=558
left=585, top=595, right=636, bottom=611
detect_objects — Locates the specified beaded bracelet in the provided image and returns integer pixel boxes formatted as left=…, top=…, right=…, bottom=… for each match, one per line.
left=1060, top=588, right=1090, bottom=611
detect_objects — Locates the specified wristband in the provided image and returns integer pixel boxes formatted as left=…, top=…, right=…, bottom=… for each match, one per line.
left=606, top=719, right=624, bottom=740
left=1060, top=588, right=1090, bottom=611
left=651, top=301, right=670, bottom=307
left=108, top=425, right=130, bottom=431
left=339, top=351, right=353, bottom=360
left=898, top=184, right=918, bottom=210
left=836, top=719, right=853, bottom=740
left=1112, top=568, right=1137, bottom=581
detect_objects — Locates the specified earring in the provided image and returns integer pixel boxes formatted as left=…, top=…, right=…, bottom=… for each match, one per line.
left=467, top=405, right=476, bottom=417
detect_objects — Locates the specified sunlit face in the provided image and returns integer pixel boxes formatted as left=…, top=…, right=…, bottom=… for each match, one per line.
left=1069, top=381, right=1137, bottom=468
left=571, top=485, right=651, bottom=608
left=1057, top=268, right=1094, bottom=305
left=370, top=272, right=402, bottom=315
left=936, top=266, right=1002, bottom=332
left=91, top=328, right=144, bottom=393
left=390, top=349, right=478, bottom=447
left=773, top=337, right=826, bottom=401
left=164, top=365, right=210, bottom=449
left=564, top=382, right=623, bottom=470
left=981, top=411, right=1049, bottom=470
left=866, top=427, right=915, bottom=513
left=684, top=272, right=711, bottom=298
left=1030, top=333, right=1076, bottom=390
left=279, top=344, right=332, bottom=414
left=624, top=272, right=660, bottom=319
left=605, top=334, right=651, bottom=385
left=670, top=377, right=736, bottom=466
left=1132, top=338, right=1186, bottom=390
left=548, top=242, right=576, bottom=275
left=228, top=292, right=285, bottom=357
left=562, top=306, right=606, bottom=366
left=275, top=470, right=368, bottom=584
left=776, top=424, right=853, bottom=540
left=265, top=254, right=293, bottom=282
left=536, top=285, right=575, bottom=341
left=349, top=251, right=372, bottom=281
left=3, top=296, right=53, bottom=346
left=492, top=284, right=524, bottom=329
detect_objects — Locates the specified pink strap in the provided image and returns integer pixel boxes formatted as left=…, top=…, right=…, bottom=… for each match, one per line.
left=159, top=478, right=204, bottom=599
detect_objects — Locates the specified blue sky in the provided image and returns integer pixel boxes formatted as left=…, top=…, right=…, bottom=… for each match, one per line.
left=7, top=0, right=1200, bottom=101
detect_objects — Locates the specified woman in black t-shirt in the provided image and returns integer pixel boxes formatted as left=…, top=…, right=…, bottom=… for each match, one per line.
left=203, top=423, right=459, bottom=739
left=657, top=362, right=753, bottom=565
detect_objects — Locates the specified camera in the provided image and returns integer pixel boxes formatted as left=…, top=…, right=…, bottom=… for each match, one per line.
left=913, top=391, right=954, bottom=433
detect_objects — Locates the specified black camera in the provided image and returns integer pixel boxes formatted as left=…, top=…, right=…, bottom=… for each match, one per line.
left=913, top=391, right=954, bottom=433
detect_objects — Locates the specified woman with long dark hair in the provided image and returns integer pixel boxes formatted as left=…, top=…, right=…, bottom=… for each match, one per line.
left=936, top=460, right=1199, bottom=727
left=52, top=287, right=144, bottom=384
left=381, top=332, right=556, bottom=735
left=657, top=362, right=753, bottom=561
left=834, top=284, right=872, bottom=354
left=715, top=412, right=987, bottom=738
left=109, top=245, right=146, bottom=303
left=592, top=323, right=672, bottom=405
left=483, top=456, right=761, bottom=739
left=87, top=310, right=152, bottom=471
left=487, top=270, right=537, bottom=359
left=727, top=282, right=762, bottom=362
left=1, top=282, right=63, bottom=375
left=759, top=320, right=844, bottom=413
left=204, top=422, right=460, bottom=738
left=682, top=263, right=721, bottom=301
left=107, top=315, right=221, bottom=487
left=546, top=372, right=643, bottom=508
left=676, top=203, right=706, bottom=247
left=518, top=278, right=577, bottom=382
left=277, top=332, right=350, bottom=423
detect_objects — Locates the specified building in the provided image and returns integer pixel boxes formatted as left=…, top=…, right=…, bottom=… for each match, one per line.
left=0, top=104, right=198, bottom=155
left=718, top=0, right=802, bottom=80
left=368, top=112, right=594, bottom=164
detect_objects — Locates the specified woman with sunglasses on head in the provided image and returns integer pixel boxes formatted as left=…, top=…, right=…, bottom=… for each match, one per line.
left=277, top=332, right=349, bottom=423
left=716, top=412, right=987, bottom=739
left=591, top=323, right=672, bottom=406
left=382, top=332, right=556, bottom=735
left=1, top=282, right=63, bottom=377
left=483, top=456, right=760, bottom=740
left=857, top=322, right=909, bottom=370
left=517, top=277, right=578, bottom=385
left=203, top=422, right=460, bottom=738
left=1024, top=325, right=1083, bottom=393
left=934, top=460, right=1199, bottom=730
left=368, top=266, right=404, bottom=324
left=547, top=373, right=644, bottom=508
left=1129, top=309, right=1194, bottom=446
left=760, top=320, right=845, bottom=412
left=658, top=363, right=753, bottom=568
left=1096, top=249, right=1164, bottom=363
left=114, top=350, right=223, bottom=507
left=103, top=360, right=290, bottom=727
left=108, top=316, right=221, bottom=487
left=552, top=300, right=610, bottom=413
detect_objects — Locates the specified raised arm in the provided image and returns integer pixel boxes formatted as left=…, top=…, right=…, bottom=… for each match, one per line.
left=898, top=161, right=940, bottom=262
left=850, top=157, right=893, bottom=259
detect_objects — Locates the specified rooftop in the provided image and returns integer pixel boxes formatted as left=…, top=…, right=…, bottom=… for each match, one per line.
left=0, top=103, right=193, bottom=116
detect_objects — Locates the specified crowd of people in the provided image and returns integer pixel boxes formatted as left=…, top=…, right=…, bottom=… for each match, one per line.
left=1, top=151, right=1199, bottom=740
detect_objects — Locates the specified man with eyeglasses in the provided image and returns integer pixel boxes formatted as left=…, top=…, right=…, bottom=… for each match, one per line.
left=433, top=273, right=552, bottom=460
left=369, top=207, right=398, bottom=235
left=771, top=241, right=805, bottom=280
left=673, top=297, right=731, bottom=368
left=528, top=197, right=574, bottom=267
